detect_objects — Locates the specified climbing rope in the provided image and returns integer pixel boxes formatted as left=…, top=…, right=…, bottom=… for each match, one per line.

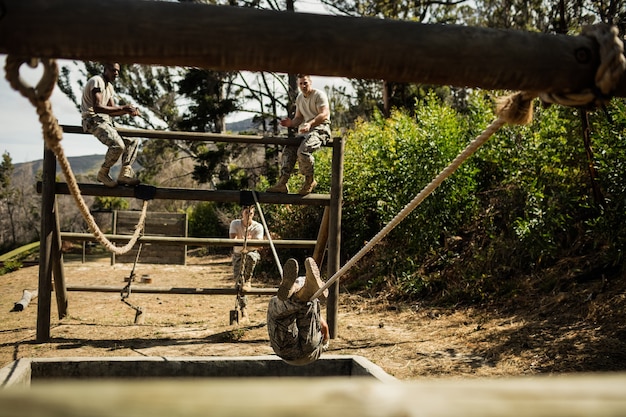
left=311, top=23, right=626, bottom=301
left=252, top=191, right=283, bottom=278
left=4, top=56, right=147, bottom=255
left=120, top=243, right=145, bottom=323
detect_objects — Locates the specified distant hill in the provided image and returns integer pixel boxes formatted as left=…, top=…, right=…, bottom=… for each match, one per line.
left=226, top=117, right=256, bottom=133
left=14, top=154, right=106, bottom=179
left=12, top=117, right=271, bottom=180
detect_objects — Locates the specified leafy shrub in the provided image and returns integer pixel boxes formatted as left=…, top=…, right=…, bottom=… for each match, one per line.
left=314, top=93, right=626, bottom=305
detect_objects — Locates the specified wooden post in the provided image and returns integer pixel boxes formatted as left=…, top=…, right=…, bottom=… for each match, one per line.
left=36, top=147, right=55, bottom=342
left=327, top=137, right=344, bottom=338
left=51, top=200, right=68, bottom=319
left=111, top=210, right=117, bottom=266
left=312, top=207, right=330, bottom=267
left=1, top=0, right=624, bottom=96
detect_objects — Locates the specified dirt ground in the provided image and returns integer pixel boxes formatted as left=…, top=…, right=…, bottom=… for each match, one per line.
left=1, top=254, right=625, bottom=380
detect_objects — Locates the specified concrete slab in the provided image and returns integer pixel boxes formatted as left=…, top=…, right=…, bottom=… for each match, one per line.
left=1, top=355, right=395, bottom=387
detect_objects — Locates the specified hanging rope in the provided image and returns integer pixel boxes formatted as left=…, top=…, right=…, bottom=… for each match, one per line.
left=311, top=23, right=626, bottom=301
left=4, top=56, right=147, bottom=255
left=252, top=191, right=284, bottom=278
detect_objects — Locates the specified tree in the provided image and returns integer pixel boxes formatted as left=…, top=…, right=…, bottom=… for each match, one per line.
left=0, top=152, right=17, bottom=248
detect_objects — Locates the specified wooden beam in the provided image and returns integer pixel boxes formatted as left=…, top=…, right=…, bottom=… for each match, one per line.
left=1, top=0, right=624, bottom=96
left=61, top=125, right=333, bottom=147
left=37, top=182, right=331, bottom=206
left=1, top=375, right=625, bottom=416
left=60, top=232, right=317, bottom=249
left=64, top=285, right=277, bottom=296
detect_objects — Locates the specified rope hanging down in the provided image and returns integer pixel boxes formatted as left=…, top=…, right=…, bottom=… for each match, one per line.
left=311, top=23, right=626, bottom=301
left=252, top=191, right=284, bottom=278
left=4, top=56, right=148, bottom=255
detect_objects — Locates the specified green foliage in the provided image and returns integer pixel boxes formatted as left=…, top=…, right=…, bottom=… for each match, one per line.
left=0, top=259, right=22, bottom=275
left=317, top=93, right=490, bottom=289
left=187, top=201, right=228, bottom=238
left=92, top=197, right=130, bottom=212
left=315, top=92, right=626, bottom=306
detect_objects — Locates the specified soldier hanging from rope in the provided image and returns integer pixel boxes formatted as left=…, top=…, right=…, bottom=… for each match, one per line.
left=267, top=257, right=330, bottom=366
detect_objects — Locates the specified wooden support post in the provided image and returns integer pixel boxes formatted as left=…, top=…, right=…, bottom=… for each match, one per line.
left=51, top=200, right=68, bottom=319
left=327, top=137, right=344, bottom=338
left=1, top=0, right=624, bottom=95
left=36, top=147, right=55, bottom=342
left=312, top=207, right=330, bottom=267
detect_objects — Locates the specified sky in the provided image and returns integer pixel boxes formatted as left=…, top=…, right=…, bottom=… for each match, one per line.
left=0, top=0, right=338, bottom=165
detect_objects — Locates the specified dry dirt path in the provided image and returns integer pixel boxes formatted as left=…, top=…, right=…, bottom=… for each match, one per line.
left=2, top=255, right=624, bottom=380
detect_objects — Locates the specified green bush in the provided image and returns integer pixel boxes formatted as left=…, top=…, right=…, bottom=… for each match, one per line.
left=314, top=92, right=626, bottom=305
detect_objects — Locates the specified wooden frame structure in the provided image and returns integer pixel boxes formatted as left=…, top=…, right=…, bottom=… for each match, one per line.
left=35, top=125, right=344, bottom=342
left=1, top=0, right=624, bottom=343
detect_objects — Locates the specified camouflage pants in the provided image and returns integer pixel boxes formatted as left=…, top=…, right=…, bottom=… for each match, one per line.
left=280, top=124, right=331, bottom=177
left=232, top=250, right=261, bottom=284
left=82, top=115, right=139, bottom=168
left=267, top=296, right=324, bottom=366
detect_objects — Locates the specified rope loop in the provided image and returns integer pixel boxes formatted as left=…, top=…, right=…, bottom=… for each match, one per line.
left=539, top=23, right=626, bottom=108
left=4, top=56, right=58, bottom=107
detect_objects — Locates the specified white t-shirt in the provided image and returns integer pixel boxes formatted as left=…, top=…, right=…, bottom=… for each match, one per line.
left=229, top=219, right=264, bottom=253
left=80, top=74, right=115, bottom=118
left=295, top=89, right=330, bottom=125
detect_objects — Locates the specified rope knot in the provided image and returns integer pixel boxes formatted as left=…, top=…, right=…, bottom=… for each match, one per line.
left=539, top=23, right=626, bottom=108
left=496, top=92, right=535, bottom=125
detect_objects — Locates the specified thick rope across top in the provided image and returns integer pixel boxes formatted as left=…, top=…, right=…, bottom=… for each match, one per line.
left=4, top=56, right=147, bottom=255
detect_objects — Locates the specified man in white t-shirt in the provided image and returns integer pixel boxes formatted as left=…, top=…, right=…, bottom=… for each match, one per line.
left=267, top=74, right=331, bottom=195
left=81, top=62, right=141, bottom=188
left=229, top=205, right=264, bottom=292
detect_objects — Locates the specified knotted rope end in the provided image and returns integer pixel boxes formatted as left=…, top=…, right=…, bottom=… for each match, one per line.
left=495, top=92, right=535, bottom=125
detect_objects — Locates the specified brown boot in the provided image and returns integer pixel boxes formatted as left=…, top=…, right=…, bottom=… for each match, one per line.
left=298, top=176, right=317, bottom=195
left=267, top=175, right=290, bottom=193
left=117, top=165, right=140, bottom=186
left=277, top=258, right=299, bottom=301
left=97, top=166, right=118, bottom=188
left=295, top=257, right=327, bottom=302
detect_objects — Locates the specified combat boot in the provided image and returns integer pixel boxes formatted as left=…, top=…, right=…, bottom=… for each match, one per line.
left=277, top=258, right=299, bottom=301
left=298, top=176, right=317, bottom=195
left=118, top=165, right=140, bottom=186
left=267, top=175, right=290, bottom=193
left=295, top=257, right=327, bottom=302
left=97, top=166, right=118, bottom=188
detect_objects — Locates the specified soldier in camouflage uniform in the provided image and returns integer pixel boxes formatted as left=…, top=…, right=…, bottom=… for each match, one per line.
left=230, top=205, right=264, bottom=318
left=267, top=74, right=331, bottom=195
left=267, top=257, right=329, bottom=365
left=81, top=62, right=141, bottom=188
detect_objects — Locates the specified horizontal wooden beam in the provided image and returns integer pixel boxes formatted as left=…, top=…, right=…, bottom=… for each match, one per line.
left=1, top=375, right=626, bottom=416
left=1, top=0, right=624, bottom=96
left=60, top=232, right=317, bottom=249
left=65, top=285, right=277, bottom=296
left=61, top=125, right=334, bottom=147
left=37, top=182, right=331, bottom=206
